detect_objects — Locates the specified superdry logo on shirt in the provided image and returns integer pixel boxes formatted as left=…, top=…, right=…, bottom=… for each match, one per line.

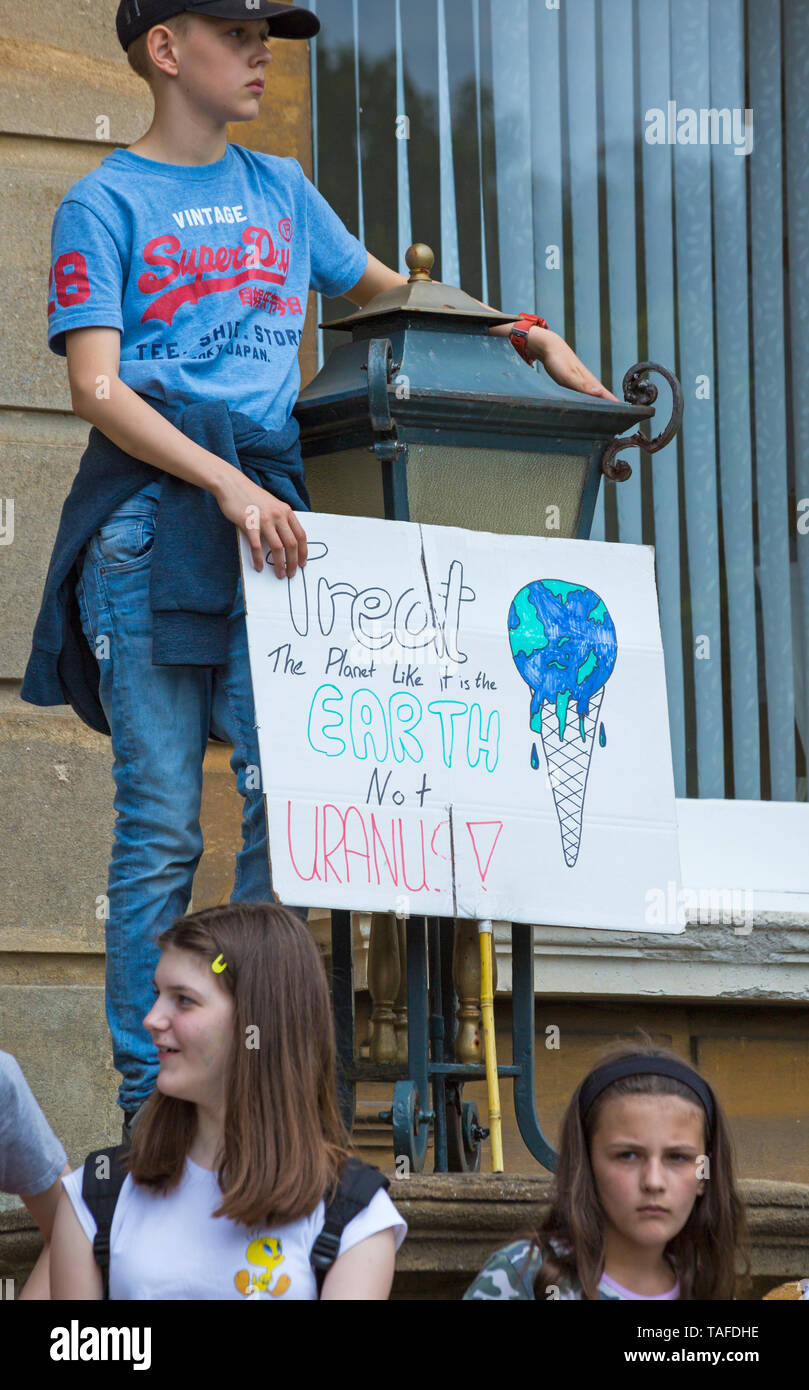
left=137, top=209, right=294, bottom=327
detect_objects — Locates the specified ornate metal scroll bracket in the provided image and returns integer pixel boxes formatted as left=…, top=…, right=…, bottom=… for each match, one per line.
left=601, top=361, right=683, bottom=482
left=364, top=337, right=404, bottom=464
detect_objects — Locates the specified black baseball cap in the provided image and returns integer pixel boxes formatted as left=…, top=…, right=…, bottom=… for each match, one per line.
left=117, top=1, right=320, bottom=51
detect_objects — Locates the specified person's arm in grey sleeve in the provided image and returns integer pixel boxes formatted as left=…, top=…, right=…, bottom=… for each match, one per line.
left=17, top=1165, right=72, bottom=1301
left=0, top=1052, right=70, bottom=1300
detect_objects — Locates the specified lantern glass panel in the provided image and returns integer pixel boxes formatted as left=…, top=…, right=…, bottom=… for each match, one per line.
left=405, top=445, right=589, bottom=535
left=305, top=445, right=590, bottom=536
left=306, top=450, right=386, bottom=518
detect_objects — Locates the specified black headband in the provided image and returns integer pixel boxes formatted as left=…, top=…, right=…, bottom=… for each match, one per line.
left=578, top=1056, right=715, bottom=1134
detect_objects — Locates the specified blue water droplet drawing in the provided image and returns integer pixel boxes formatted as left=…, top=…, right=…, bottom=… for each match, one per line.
left=530, top=743, right=539, bottom=770
left=599, top=722, right=606, bottom=747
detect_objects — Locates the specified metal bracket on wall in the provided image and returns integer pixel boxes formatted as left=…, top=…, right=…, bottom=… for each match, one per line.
left=601, top=361, right=683, bottom=482
left=364, top=337, right=409, bottom=518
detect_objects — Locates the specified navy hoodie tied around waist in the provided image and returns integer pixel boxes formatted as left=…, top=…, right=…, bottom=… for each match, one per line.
left=20, top=397, right=310, bottom=736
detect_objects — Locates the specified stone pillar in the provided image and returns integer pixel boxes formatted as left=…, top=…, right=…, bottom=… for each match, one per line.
left=368, top=913, right=400, bottom=1063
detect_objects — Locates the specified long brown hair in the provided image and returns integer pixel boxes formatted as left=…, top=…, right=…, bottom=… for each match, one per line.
left=126, top=903, right=350, bottom=1228
left=527, top=1039, right=749, bottom=1300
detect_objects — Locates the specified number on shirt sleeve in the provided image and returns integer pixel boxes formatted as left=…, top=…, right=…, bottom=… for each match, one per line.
left=47, top=199, right=124, bottom=356
left=48, top=251, right=92, bottom=316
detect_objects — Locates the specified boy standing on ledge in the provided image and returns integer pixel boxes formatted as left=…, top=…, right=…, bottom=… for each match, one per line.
left=22, top=0, right=615, bottom=1139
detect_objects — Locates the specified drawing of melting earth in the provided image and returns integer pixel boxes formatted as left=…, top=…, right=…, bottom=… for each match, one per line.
left=508, top=580, right=617, bottom=867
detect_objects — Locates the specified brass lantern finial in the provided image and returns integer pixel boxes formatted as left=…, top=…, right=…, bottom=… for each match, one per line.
left=323, top=239, right=515, bottom=328
left=406, top=243, right=434, bottom=282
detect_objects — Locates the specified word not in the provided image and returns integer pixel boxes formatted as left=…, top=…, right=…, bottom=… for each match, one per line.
left=365, top=769, right=431, bottom=808
left=212, top=955, right=227, bottom=974
left=644, top=101, right=753, bottom=156
left=286, top=801, right=502, bottom=892
left=50, top=1322, right=151, bottom=1371
left=287, top=546, right=474, bottom=663
left=308, top=686, right=500, bottom=771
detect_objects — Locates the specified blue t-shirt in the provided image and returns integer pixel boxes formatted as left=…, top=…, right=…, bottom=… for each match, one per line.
left=47, top=143, right=367, bottom=433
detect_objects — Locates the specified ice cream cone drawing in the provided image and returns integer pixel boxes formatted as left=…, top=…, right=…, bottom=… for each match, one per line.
left=508, top=580, right=617, bottom=867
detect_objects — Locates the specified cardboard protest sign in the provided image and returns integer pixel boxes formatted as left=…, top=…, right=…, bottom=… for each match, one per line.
left=240, top=514, right=682, bottom=932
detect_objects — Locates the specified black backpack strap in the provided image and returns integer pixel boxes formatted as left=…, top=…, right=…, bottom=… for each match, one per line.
left=81, top=1144, right=129, bottom=1300
left=310, top=1157, right=390, bottom=1296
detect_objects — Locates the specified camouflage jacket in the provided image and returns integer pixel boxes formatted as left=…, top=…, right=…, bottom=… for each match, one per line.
left=463, top=1239, right=625, bottom=1301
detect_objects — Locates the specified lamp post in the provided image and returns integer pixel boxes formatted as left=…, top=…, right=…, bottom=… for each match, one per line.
left=294, top=244, right=683, bottom=1173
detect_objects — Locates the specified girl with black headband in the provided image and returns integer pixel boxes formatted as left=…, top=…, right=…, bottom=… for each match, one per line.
left=464, top=1042, right=749, bottom=1300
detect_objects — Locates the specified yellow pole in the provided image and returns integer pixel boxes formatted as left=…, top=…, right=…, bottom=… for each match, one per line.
left=478, top=919, right=504, bottom=1173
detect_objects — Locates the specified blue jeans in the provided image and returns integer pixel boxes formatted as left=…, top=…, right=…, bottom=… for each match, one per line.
left=76, top=482, right=273, bottom=1113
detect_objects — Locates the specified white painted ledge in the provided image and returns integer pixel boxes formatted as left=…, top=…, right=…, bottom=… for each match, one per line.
left=676, top=798, right=809, bottom=916
left=491, top=917, right=809, bottom=1002
left=495, top=799, right=809, bottom=1001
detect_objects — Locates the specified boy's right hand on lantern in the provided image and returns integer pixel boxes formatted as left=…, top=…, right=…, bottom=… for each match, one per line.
left=214, top=468, right=308, bottom=579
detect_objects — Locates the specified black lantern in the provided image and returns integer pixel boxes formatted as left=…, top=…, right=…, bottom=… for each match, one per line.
left=293, top=243, right=683, bottom=1174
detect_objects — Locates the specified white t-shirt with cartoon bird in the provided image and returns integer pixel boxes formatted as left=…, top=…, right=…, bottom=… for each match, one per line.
left=62, top=1157, right=406, bottom=1300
